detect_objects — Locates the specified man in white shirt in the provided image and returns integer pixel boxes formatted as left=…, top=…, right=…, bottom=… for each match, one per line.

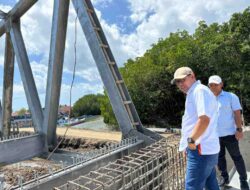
left=208, top=75, right=249, bottom=190
left=172, top=67, right=220, bottom=190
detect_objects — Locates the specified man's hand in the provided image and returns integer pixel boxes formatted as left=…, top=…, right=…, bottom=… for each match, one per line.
left=188, top=143, right=196, bottom=150
left=234, top=110, right=243, bottom=141
left=235, top=131, right=243, bottom=140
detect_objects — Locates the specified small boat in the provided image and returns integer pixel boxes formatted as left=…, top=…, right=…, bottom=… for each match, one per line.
left=68, top=118, right=86, bottom=126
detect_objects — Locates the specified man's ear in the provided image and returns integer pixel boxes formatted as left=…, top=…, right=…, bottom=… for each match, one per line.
left=191, top=73, right=196, bottom=80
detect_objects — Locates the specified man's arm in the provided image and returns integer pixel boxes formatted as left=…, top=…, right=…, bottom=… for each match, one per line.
left=188, top=115, right=210, bottom=150
left=234, top=110, right=243, bottom=140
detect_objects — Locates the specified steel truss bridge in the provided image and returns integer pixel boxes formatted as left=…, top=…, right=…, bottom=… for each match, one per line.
left=0, top=0, right=186, bottom=189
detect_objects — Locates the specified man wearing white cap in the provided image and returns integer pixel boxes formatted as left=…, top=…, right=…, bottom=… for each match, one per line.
left=208, top=75, right=249, bottom=190
left=172, top=67, right=220, bottom=190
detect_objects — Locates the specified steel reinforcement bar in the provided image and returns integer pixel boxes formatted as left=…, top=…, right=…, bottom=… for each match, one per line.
left=12, top=137, right=143, bottom=189
left=54, top=135, right=186, bottom=190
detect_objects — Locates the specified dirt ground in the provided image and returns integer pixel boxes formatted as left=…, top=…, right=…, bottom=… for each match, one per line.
left=20, top=127, right=172, bottom=140
left=20, top=127, right=122, bottom=141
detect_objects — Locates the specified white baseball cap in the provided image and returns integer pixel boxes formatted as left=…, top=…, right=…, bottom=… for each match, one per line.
left=171, top=67, right=193, bottom=84
left=208, top=75, right=222, bottom=84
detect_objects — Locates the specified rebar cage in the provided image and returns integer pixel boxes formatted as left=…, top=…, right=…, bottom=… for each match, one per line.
left=54, top=135, right=186, bottom=190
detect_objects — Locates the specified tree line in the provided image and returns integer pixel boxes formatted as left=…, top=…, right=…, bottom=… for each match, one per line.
left=73, top=7, right=250, bottom=129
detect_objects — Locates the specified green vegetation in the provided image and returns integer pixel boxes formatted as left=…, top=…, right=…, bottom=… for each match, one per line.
left=100, top=7, right=250, bottom=128
left=17, top=108, right=27, bottom=116
left=72, top=94, right=104, bottom=117
left=99, top=91, right=118, bottom=126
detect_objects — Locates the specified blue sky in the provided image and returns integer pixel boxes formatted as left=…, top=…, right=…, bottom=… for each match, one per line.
left=0, top=0, right=249, bottom=111
left=95, top=0, right=135, bottom=34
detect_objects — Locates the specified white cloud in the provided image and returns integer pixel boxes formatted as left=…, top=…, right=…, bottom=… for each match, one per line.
left=13, top=83, right=25, bottom=94
left=30, top=61, right=48, bottom=94
left=0, top=1, right=103, bottom=110
left=8, top=61, right=47, bottom=110
left=59, top=82, right=103, bottom=107
left=99, top=18, right=138, bottom=65
left=93, top=0, right=113, bottom=4
left=0, top=4, right=11, bottom=13
left=20, top=0, right=53, bottom=55
left=12, top=82, right=26, bottom=110
left=92, top=0, right=113, bottom=7
left=64, top=67, right=101, bottom=83
left=123, top=0, right=250, bottom=57
left=0, top=55, right=3, bottom=67
left=0, top=34, right=5, bottom=67
left=0, top=0, right=249, bottom=110
left=128, top=0, right=158, bottom=23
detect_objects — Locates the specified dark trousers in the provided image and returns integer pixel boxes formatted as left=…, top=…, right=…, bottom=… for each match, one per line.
left=218, top=135, right=247, bottom=181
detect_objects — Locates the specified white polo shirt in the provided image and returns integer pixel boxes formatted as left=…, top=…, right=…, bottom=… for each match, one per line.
left=217, top=91, right=242, bottom=137
left=179, top=80, right=220, bottom=155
